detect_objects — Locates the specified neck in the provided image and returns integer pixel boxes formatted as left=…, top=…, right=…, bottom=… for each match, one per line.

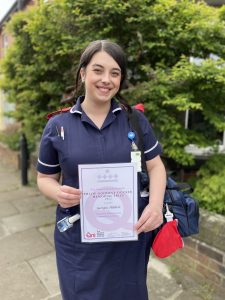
left=81, top=98, right=111, bottom=116
left=81, top=99, right=111, bottom=129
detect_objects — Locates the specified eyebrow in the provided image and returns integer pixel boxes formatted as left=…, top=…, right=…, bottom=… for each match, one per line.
left=92, top=64, right=121, bottom=72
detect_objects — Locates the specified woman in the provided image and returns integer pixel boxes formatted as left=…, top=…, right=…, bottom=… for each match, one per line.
left=37, top=40, right=166, bottom=300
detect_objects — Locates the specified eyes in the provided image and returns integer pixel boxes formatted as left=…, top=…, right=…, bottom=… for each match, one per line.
left=92, top=68, right=121, bottom=78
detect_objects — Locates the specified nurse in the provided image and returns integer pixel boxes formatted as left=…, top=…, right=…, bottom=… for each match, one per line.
left=37, top=40, right=166, bottom=300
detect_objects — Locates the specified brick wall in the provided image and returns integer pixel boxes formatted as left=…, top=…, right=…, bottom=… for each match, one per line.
left=164, top=209, right=225, bottom=295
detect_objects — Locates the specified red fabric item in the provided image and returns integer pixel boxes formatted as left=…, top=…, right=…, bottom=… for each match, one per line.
left=134, top=103, right=145, bottom=113
left=46, top=107, right=71, bottom=119
left=152, top=220, right=184, bottom=258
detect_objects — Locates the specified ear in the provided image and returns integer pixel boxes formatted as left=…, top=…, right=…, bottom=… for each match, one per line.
left=80, top=68, right=86, bottom=82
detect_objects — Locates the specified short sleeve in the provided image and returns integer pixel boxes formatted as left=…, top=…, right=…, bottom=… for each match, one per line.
left=36, top=118, right=61, bottom=174
left=135, top=110, right=162, bottom=161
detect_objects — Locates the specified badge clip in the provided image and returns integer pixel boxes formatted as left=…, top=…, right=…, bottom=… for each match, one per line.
left=164, top=204, right=174, bottom=222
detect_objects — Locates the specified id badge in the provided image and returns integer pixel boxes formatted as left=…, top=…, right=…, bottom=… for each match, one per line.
left=131, top=151, right=142, bottom=172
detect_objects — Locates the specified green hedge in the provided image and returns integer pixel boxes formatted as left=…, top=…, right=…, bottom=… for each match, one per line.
left=194, top=154, right=225, bottom=215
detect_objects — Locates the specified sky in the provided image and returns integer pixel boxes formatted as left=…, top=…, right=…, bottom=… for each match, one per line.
left=0, top=0, right=16, bottom=21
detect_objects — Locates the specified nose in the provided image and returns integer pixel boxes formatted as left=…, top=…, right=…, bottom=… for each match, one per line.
left=101, top=72, right=110, bottom=84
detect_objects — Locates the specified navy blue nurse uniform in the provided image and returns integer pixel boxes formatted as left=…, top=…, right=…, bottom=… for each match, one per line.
left=37, top=97, right=162, bottom=300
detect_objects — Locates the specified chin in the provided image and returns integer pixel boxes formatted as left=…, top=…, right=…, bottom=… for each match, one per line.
left=97, top=94, right=113, bottom=102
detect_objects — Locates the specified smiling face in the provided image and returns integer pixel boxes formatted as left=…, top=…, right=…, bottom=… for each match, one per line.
left=80, top=51, right=122, bottom=105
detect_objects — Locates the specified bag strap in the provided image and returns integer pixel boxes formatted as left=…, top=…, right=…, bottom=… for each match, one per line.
left=167, top=182, right=193, bottom=193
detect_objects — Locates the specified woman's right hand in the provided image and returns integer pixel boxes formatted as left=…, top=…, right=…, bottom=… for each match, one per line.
left=56, top=185, right=81, bottom=208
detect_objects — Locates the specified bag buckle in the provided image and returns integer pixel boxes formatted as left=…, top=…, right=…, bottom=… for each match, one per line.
left=164, top=204, right=174, bottom=222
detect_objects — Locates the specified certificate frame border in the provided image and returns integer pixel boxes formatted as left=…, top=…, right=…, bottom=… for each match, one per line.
left=79, top=163, right=138, bottom=243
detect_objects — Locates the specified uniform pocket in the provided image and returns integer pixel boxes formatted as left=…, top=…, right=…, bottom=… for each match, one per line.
left=55, top=205, right=81, bottom=244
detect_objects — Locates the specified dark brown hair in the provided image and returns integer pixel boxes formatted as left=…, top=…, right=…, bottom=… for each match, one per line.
left=75, top=40, right=130, bottom=110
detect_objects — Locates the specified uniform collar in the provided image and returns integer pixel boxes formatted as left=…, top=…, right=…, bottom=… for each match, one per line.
left=70, top=96, right=122, bottom=115
left=69, top=96, right=83, bottom=114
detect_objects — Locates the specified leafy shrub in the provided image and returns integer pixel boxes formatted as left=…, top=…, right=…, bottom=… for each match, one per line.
left=193, top=154, right=225, bottom=215
left=1, top=0, right=225, bottom=167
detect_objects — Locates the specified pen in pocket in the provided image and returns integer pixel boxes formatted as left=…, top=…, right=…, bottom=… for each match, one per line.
left=61, top=126, right=64, bottom=140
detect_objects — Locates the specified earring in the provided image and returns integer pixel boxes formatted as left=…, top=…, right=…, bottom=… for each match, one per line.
left=82, top=77, right=85, bottom=83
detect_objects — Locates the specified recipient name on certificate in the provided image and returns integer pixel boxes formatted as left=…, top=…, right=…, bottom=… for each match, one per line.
left=78, top=163, right=138, bottom=243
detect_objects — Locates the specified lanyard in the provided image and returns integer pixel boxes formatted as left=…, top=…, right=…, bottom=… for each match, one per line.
left=128, top=131, right=142, bottom=172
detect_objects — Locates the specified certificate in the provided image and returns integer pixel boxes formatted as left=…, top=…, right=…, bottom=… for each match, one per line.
left=78, top=163, right=138, bottom=243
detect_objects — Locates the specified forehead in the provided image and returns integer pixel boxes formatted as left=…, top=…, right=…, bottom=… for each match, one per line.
left=88, top=51, right=120, bottom=69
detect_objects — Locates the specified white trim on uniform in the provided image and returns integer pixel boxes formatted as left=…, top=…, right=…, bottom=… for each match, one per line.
left=38, top=158, right=60, bottom=167
left=70, top=107, right=82, bottom=114
left=144, top=141, right=159, bottom=154
left=112, top=107, right=122, bottom=113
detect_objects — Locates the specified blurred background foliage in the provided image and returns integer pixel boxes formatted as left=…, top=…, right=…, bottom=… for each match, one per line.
left=193, top=155, right=225, bottom=215
left=0, top=0, right=225, bottom=213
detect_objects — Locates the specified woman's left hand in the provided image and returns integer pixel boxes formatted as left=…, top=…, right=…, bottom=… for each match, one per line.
left=134, top=204, right=163, bottom=234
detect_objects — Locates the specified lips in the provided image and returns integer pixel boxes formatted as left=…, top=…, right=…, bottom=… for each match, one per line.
left=97, top=86, right=111, bottom=93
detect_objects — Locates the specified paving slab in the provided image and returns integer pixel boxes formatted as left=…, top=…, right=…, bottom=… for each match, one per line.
left=2, top=206, right=56, bottom=233
left=11, top=195, right=53, bottom=213
left=0, top=228, right=53, bottom=267
left=0, top=262, right=49, bottom=300
left=171, top=270, right=223, bottom=300
left=0, top=222, right=10, bottom=238
left=147, top=257, right=183, bottom=299
left=174, top=290, right=203, bottom=300
left=44, top=294, right=62, bottom=300
left=0, top=201, right=19, bottom=218
left=0, top=169, right=19, bottom=191
left=39, top=224, right=55, bottom=247
left=29, top=251, right=60, bottom=296
left=0, top=181, right=20, bottom=193
left=0, top=187, right=40, bottom=202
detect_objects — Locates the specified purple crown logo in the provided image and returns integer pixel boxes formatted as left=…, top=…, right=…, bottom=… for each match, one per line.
left=97, top=169, right=118, bottom=183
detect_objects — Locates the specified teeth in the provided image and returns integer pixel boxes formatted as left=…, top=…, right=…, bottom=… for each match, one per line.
left=99, top=87, right=110, bottom=92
